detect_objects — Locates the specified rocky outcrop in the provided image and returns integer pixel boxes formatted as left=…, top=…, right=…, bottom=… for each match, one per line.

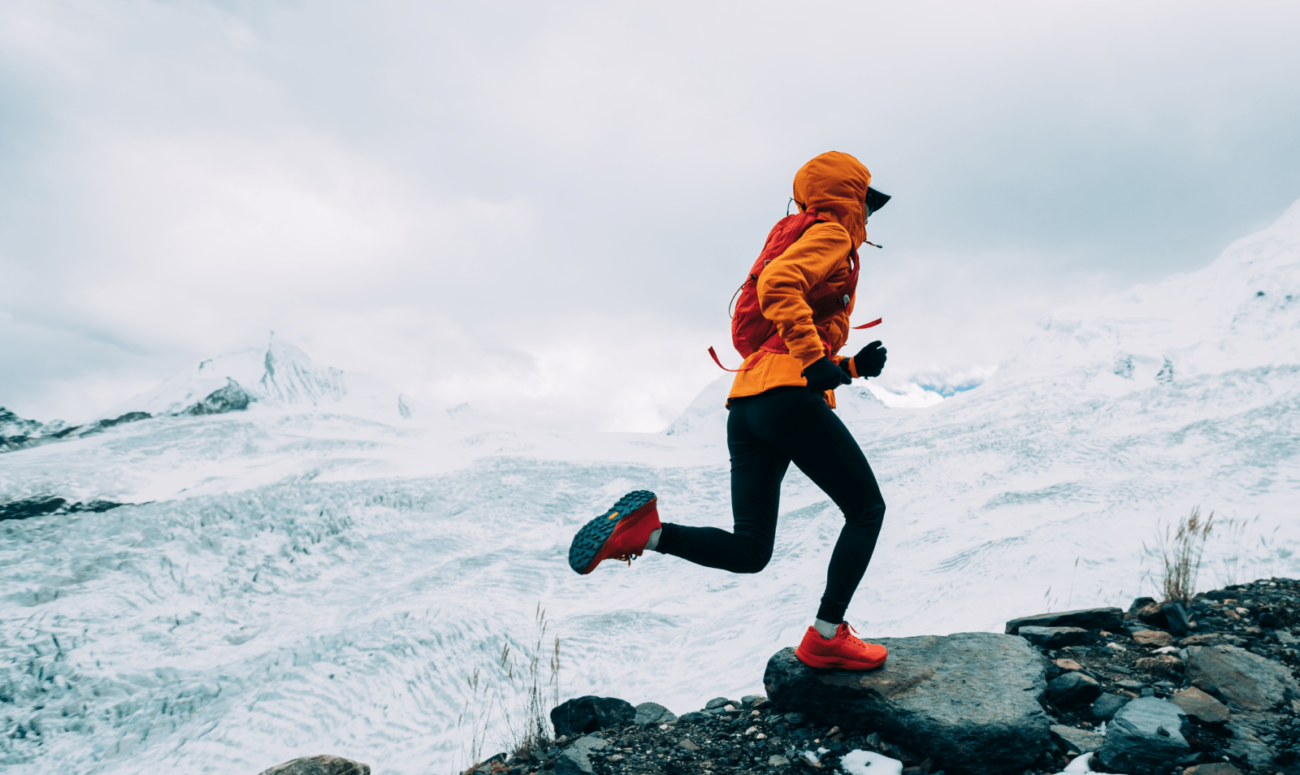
left=764, top=632, right=1051, bottom=775
left=257, top=754, right=370, bottom=775
left=0, top=495, right=126, bottom=523
left=185, top=378, right=254, bottom=415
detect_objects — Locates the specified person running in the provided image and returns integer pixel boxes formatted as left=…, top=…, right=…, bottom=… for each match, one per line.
left=567, top=151, right=891, bottom=671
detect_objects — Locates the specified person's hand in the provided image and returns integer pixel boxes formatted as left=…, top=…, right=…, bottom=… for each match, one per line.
left=852, top=341, right=887, bottom=378
left=803, top=357, right=852, bottom=392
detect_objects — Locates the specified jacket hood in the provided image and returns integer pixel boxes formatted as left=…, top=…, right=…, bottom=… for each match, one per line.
left=793, top=151, right=872, bottom=245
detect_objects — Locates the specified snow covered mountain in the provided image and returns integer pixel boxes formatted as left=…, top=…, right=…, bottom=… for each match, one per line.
left=1, top=202, right=1298, bottom=775
left=105, top=336, right=417, bottom=422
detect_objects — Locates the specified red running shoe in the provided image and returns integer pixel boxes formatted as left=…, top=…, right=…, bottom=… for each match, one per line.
left=568, top=490, right=660, bottom=575
left=795, top=622, right=888, bottom=670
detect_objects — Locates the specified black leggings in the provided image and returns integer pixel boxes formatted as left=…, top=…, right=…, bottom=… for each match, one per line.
left=656, top=386, right=886, bottom=623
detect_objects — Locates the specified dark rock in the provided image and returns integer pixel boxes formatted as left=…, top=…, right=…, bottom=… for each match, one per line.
left=257, top=754, right=371, bottom=775
left=1260, top=612, right=1285, bottom=629
left=1184, top=644, right=1299, bottom=711
left=1091, top=694, right=1129, bottom=720
left=1048, top=672, right=1102, bottom=709
left=1169, top=687, right=1229, bottom=724
left=677, top=711, right=709, bottom=724
left=704, top=697, right=732, bottom=710
left=1099, top=698, right=1191, bottom=772
left=633, top=701, right=676, bottom=725
left=1050, top=725, right=1105, bottom=755
left=1130, top=597, right=1158, bottom=614
left=0, top=495, right=127, bottom=522
left=1005, top=607, right=1124, bottom=635
left=1134, top=655, right=1183, bottom=677
left=1138, top=603, right=1171, bottom=628
left=740, top=694, right=766, bottom=707
left=551, top=697, right=635, bottom=738
left=185, top=378, right=254, bottom=415
left=1019, top=626, right=1088, bottom=648
left=764, top=632, right=1051, bottom=775
left=1163, top=603, right=1191, bottom=636
left=783, top=712, right=807, bottom=725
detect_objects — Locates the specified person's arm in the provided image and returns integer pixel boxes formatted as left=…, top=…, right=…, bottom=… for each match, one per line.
left=755, top=221, right=854, bottom=368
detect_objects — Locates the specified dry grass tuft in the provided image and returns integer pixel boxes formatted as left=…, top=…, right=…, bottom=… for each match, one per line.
left=1145, top=506, right=1215, bottom=603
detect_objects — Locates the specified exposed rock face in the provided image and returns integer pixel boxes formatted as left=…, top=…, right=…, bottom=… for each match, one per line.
left=1184, top=644, right=1299, bottom=711
left=1004, top=607, right=1125, bottom=634
left=551, top=696, right=636, bottom=738
left=764, top=633, right=1051, bottom=775
left=257, top=754, right=370, bottom=775
left=0, top=495, right=126, bottom=523
left=185, top=378, right=254, bottom=415
left=1099, top=697, right=1191, bottom=771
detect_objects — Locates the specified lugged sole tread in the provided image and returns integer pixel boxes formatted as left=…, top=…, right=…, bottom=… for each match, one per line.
left=568, top=490, right=656, bottom=575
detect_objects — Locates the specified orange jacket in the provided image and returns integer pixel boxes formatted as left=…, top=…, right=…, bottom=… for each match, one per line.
left=727, top=151, right=872, bottom=407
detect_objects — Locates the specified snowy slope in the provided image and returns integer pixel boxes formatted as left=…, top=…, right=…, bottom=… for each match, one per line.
left=1, top=202, right=1298, bottom=775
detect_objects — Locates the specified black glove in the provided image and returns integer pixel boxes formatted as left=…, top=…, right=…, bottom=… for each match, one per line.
left=852, top=341, right=887, bottom=378
left=803, top=356, right=852, bottom=392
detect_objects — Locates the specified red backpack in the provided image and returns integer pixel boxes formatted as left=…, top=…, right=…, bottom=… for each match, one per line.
left=709, top=211, right=879, bottom=372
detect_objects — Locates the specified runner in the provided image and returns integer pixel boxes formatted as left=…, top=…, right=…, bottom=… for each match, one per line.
left=568, top=151, right=891, bottom=671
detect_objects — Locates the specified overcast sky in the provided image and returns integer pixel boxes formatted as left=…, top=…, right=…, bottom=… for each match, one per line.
left=2, top=0, right=1298, bottom=431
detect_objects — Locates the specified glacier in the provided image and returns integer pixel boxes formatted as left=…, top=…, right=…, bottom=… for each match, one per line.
left=1, top=200, right=1299, bottom=774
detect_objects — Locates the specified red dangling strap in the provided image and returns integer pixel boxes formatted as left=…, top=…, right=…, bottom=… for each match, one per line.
left=852, top=317, right=882, bottom=330
left=708, top=347, right=765, bottom=372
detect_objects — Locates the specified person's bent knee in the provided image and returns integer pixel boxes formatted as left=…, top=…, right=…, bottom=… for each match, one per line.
left=733, top=550, right=772, bottom=574
left=845, top=499, right=885, bottom=530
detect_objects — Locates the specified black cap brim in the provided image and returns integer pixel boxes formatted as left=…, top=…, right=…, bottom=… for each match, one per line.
left=865, top=187, right=891, bottom=215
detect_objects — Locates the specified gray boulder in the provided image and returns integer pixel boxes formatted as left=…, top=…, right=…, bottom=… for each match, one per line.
left=1184, top=645, right=1298, bottom=711
left=633, top=701, right=676, bottom=725
left=1020, top=626, right=1088, bottom=648
left=1005, top=607, right=1124, bottom=635
left=764, top=632, right=1051, bottom=775
left=258, top=755, right=370, bottom=775
left=550, top=696, right=635, bottom=738
left=1098, top=698, right=1190, bottom=772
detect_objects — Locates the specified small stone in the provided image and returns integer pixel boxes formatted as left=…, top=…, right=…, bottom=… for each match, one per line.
left=722, top=704, right=736, bottom=712
left=1154, top=646, right=1179, bottom=655
left=1054, top=658, right=1083, bottom=672
left=1185, top=763, right=1243, bottom=775
left=1259, top=612, right=1284, bottom=629
left=1134, top=655, right=1183, bottom=677
left=679, top=739, right=699, bottom=751
left=1091, top=693, right=1129, bottom=720
left=1050, top=725, right=1106, bottom=755
left=1048, top=672, right=1102, bottom=709
left=769, top=755, right=791, bottom=766
left=1162, top=603, right=1191, bottom=636
left=1169, top=687, right=1229, bottom=725
left=258, top=755, right=371, bottom=775
left=1019, top=626, right=1089, bottom=648
left=1107, top=642, right=1128, bottom=652
left=1134, top=630, right=1175, bottom=648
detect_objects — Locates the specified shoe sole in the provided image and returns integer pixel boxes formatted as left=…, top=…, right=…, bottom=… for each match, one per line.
left=568, top=490, right=657, bottom=575
left=794, top=649, right=887, bottom=671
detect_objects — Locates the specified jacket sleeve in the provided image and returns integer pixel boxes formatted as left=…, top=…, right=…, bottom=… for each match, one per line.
left=756, top=221, right=853, bottom=368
